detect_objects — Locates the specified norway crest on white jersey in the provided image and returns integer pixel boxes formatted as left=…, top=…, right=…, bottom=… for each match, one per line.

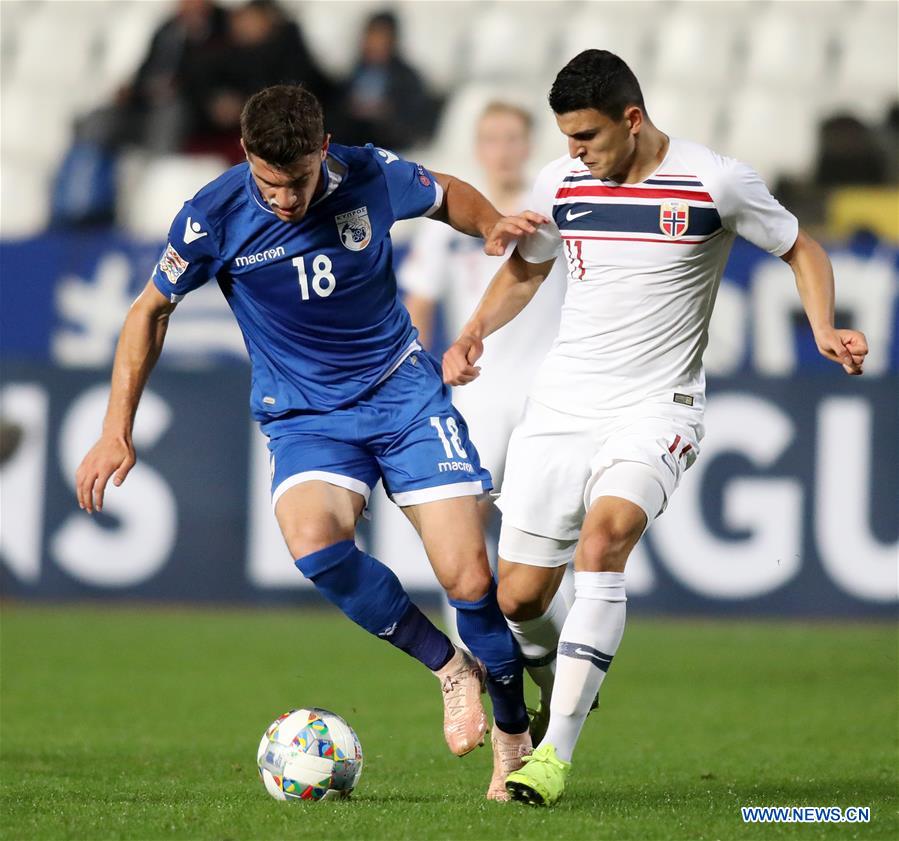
left=659, top=201, right=690, bottom=239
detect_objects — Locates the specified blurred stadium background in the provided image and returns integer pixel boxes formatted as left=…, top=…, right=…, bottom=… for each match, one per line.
left=1, top=0, right=897, bottom=615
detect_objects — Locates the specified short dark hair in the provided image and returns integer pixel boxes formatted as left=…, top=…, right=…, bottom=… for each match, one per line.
left=366, top=10, right=399, bottom=37
left=548, top=50, right=646, bottom=120
left=240, top=85, right=324, bottom=169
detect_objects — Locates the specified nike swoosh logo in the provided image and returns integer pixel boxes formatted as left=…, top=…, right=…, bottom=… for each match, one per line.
left=575, top=647, right=610, bottom=660
left=565, top=208, right=592, bottom=221
left=183, top=217, right=208, bottom=244
left=559, top=641, right=614, bottom=672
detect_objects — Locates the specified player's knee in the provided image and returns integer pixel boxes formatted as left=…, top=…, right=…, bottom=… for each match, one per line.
left=282, top=519, right=355, bottom=561
left=497, top=576, right=554, bottom=621
left=578, top=519, right=642, bottom=570
left=441, top=553, right=492, bottom=602
left=445, top=573, right=492, bottom=603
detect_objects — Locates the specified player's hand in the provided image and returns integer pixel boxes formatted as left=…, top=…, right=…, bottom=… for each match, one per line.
left=75, top=434, right=136, bottom=513
left=442, top=333, right=484, bottom=386
left=815, top=327, right=868, bottom=375
left=483, top=210, right=549, bottom=257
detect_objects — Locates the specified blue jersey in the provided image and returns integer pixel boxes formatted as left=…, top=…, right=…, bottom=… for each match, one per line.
left=151, top=144, right=443, bottom=419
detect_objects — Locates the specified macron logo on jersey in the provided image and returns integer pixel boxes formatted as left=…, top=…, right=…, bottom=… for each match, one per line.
left=183, top=217, right=208, bottom=244
left=234, top=246, right=286, bottom=267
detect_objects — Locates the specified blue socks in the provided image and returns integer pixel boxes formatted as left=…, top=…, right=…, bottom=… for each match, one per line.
left=451, top=583, right=529, bottom=734
left=295, top=540, right=454, bottom=672
left=297, top=541, right=527, bottom=732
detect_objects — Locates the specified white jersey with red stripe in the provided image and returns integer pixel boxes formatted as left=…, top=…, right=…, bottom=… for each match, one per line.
left=398, top=192, right=564, bottom=378
left=517, top=137, right=799, bottom=417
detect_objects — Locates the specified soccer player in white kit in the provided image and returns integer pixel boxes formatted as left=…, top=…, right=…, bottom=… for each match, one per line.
left=401, top=102, right=564, bottom=533
left=443, top=50, right=869, bottom=806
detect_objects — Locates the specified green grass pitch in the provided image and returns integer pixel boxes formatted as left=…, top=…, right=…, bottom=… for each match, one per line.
left=1, top=605, right=896, bottom=840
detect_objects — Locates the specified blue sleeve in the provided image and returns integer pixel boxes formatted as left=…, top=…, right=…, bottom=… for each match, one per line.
left=367, top=144, right=443, bottom=222
left=151, top=202, right=223, bottom=303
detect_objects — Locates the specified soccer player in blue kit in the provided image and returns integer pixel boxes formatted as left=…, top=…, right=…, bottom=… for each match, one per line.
left=75, top=85, right=546, bottom=799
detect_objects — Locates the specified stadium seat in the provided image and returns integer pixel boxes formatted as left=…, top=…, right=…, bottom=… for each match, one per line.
left=554, top=2, right=661, bottom=85
left=120, top=154, right=230, bottom=241
left=395, top=1, right=472, bottom=93
left=743, top=5, right=834, bottom=91
left=93, top=0, right=174, bottom=103
left=0, top=0, right=38, bottom=83
left=0, top=88, right=76, bottom=169
left=465, top=3, right=559, bottom=82
left=0, top=155, right=51, bottom=238
left=649, top=5, right=743, bottom=93
left=720, top=88, right=819, bottom=183
left=7, top=1, right=104, bottom=94
left=826, top=3, right=899, bottom=119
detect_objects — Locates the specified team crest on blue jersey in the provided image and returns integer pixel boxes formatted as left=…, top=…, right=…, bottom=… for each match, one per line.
left=336, top=207, right=372, bottom=251
left=660, top=201, right=689, bottom=239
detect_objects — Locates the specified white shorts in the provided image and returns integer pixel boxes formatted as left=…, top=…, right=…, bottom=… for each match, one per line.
left=496, top=397, right=703, bottom=557
left=453, top=381, right=528, bottom=485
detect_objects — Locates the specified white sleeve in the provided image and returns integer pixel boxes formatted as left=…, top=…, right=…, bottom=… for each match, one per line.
left=397, top=220, right=452, bottom=300
left=711, top=158, right=799, bottom=257
left=516, top=159, right=564, bottom=264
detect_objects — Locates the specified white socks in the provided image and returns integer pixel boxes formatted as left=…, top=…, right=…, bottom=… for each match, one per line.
left=506, top=582, right=572, bottom=706
left=542, top=571, right=627, bottom=762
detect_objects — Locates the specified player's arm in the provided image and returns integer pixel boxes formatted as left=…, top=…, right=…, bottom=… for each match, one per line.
left=781, top=229, right=867, bottom=375
left=429, top=172, right=549, bottom=257
left=442, top=249, right=556, bottom=385
left=76, top=281, right=176, bottom=513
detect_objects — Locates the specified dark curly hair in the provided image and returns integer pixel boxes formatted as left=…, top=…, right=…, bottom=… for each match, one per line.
left=549, top=50, right=646, bottom=120
left=240, top=85, right=324, bottom=168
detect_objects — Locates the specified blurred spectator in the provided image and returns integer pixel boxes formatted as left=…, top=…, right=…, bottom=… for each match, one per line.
left=76, top=0, right=228, bottom=155
left=814, top=114, right=888, bottom=186
left=334, top=11, right=438, bottom=151
left=54, top=0, right=227, bottom=226
left=184, top=0, right=333, bottom=162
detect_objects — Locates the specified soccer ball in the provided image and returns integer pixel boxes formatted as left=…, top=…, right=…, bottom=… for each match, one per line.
left=256, top=708, right=363, bottom=801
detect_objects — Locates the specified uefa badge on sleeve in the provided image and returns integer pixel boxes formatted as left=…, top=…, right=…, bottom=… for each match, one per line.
left=660, top=201, right=689, bottom=239
left=158, top=243, right=189, bottom=283
left=335, top=207, right=372, bottom=251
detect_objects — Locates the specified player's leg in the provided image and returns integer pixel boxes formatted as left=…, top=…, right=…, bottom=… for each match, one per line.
left=496, top=543, right=573, bottom=742
left=492, top=400, right=589, bottom=738
left=507, top=420, right=700, bottom=805
left=505, top=491, right=645, bottom=807
left=542, top=492, right=645, bottom=756
left=370, top=351, right=528, bottom=790
left=277, top=479, right=458, bottom=678
left=403, top=494, right=532, bottom=799
left=539, top=426, right=701, bottom=775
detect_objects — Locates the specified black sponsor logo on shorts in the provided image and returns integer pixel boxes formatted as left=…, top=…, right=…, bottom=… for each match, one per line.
left=673, top=393, right=694, bottom=406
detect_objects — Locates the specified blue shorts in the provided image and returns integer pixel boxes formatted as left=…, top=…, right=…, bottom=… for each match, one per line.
left=262, top=351, right=493, bottom=510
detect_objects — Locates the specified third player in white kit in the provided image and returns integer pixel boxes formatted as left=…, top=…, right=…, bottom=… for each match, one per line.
left=401, top=102, right=564, bottom=528
left=443, top=50, right=869, bottom=806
